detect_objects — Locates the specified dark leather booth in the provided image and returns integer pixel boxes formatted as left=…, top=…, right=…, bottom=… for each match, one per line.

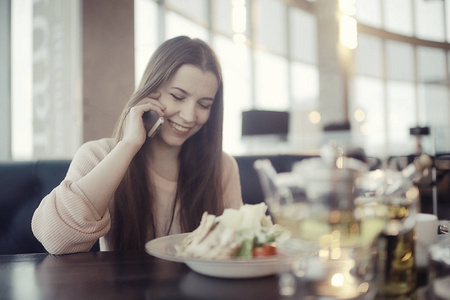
left=2, top=154, right=448, bottom=255
left=0, top=155, right=315, bottom=255
left=0, top=160, right=71, bottom=254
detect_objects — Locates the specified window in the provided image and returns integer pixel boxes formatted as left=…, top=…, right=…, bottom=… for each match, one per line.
left=415, top=0, right=445, bottom=42
left=254, top=50, right=289, bottom=110
left=291, top=62, right=319, bottom=107
left=132, top=0, right=450, bottom=157
left=355, top=0, right=382, bottom=28
left=213, top=35, right=252, bottom=154
left=355, top=34, right=383, bottom=77
left=351, top=76, right=386, bottom=157
left=252, top=0, right=287, bottom=56
left=166, top=0, right=208, bottom=25
left=134, top=0, right=158, bottom=85
left=386, top=81, right=417, bottom=155
left=289, top=8, right=317, bottom=64
left=417, top=46, right=446, bottom=84
left=212, top=0, right=234, bottom=36
left=5, top=0, right=450, bottom=160
left=383, top=0, right=413, bottom=36
left=165, top=11, right=208, bottom=41
left=385, top=40, right=415, bottom=82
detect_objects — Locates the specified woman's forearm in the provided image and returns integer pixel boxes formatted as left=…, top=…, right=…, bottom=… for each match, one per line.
left=76, top=140, right=141, bottom=216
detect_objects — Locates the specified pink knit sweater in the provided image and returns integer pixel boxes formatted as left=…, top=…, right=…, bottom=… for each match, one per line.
left=31, top=138, right=243, bottom=254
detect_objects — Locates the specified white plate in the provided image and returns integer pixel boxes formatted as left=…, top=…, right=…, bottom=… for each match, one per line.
left=145, top=233, right=292, bottom=279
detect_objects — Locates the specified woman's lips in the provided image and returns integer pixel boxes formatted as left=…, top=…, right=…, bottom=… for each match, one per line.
left=169, top=120, right=190, bottom=135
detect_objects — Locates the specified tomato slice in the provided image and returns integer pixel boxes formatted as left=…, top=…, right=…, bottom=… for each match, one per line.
left=252, top=243, right=277, bottom=257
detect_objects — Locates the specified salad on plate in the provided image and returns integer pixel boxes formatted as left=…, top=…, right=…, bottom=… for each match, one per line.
left=175, top=203, right=284, bottom=260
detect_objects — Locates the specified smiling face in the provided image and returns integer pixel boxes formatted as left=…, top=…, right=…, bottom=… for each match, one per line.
left=155, top=64, right=219, bottom=148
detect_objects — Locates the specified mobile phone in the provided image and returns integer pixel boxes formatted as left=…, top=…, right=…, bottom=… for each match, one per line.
left=143, top=110, right=164, bottom=138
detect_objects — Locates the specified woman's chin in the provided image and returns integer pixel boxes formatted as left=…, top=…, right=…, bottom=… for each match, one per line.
left=160, top=134, right=188, bottom=148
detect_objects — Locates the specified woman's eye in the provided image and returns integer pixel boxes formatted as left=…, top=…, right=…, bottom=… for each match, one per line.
left=170, top=93, right=183, bottom=101
left=199, top=102, right=212, bottom=109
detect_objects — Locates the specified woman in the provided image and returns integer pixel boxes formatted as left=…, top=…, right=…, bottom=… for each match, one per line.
left=32, top=36, right=243, bottom=254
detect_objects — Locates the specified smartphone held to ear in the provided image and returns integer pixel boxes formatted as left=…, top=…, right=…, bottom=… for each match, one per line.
left=143, top=110, right=164, bottom=138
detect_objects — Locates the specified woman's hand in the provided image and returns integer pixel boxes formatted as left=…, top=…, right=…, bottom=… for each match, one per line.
left=122, top=92, right=166, bottom=149
left=74, top=93, right=165, bottom=217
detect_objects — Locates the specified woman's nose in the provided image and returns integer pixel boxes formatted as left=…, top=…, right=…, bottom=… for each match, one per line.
left=179, top=101, right=196, bottom=123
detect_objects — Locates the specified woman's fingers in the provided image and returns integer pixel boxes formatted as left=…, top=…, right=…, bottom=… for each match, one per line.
left=131, top=103, right=163, bottom=120
left=148, top=91, right=161, bottom=100
left=136, top=93, right=166, bottom=116
left=121, top=92, right=167, bottom=145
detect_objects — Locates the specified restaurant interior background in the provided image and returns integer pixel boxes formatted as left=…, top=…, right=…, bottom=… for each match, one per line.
left=1, top=0, right=450, bottom=164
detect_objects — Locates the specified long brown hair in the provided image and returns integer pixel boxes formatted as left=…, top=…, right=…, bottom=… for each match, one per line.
left=111, top=36, right=225, bottom=251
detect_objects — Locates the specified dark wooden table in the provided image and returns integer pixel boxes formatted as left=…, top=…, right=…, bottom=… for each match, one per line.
left=0, top=251, right=282, bottom=300
left=0, top=251, right=434, bottom=300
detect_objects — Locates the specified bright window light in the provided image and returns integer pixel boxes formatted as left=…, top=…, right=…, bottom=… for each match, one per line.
left=309, top=110, right=321, bottom=124
left=354, top=109, right=365, bottom=122
left=11, top=0, right=32, bottom=160
left=339, top=0, right=356, bottom=16
left=340, top=15, right=358, bottom=49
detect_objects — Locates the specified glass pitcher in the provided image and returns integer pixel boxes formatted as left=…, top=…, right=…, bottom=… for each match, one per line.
left=254, top=153, right=388, bottom=299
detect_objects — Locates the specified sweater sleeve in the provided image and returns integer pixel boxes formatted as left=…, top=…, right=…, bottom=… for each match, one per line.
left=31, top=139, right=114, bottom=254
left=221, top=152, right=244, bottom=209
